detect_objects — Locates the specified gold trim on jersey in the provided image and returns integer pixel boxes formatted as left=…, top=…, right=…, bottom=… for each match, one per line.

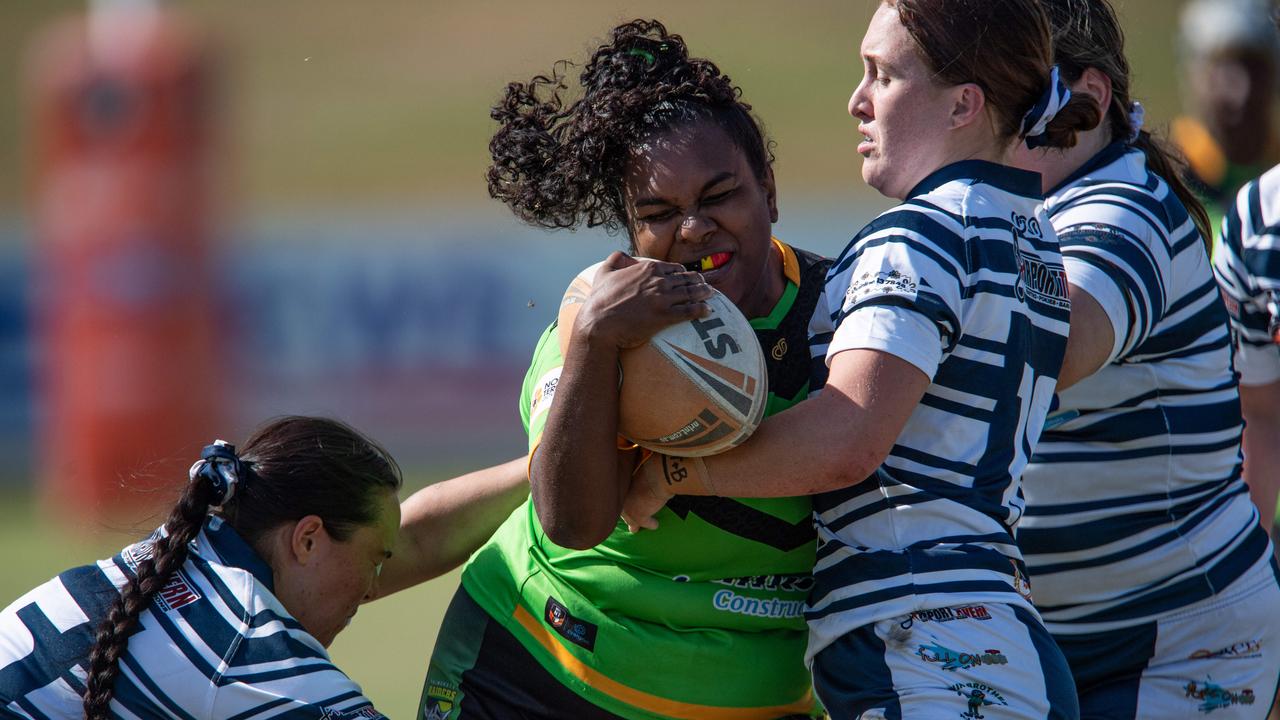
left=511, top=604, right=815, bottom=720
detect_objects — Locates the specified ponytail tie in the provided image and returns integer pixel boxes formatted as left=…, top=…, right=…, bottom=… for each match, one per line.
left=1127, top=100, right=1145, bottom=143
left=188, top=440, right=249, bottom=505
left=1022, top=66, right=1073, bottom=150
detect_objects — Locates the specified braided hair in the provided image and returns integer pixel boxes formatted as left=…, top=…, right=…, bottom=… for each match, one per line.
left=487, top=18, right=774, bottom=238
left=82, top=416, right=401, bottom=720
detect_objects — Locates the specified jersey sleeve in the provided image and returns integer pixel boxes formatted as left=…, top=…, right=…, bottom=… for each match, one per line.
left=1214, top=177, right=1280, bottom=386
left=1053, top=208, right=1170, bottom=363
left=824, top=210, right=962, bottom=379
left=519, top=322, right=565, bottom=451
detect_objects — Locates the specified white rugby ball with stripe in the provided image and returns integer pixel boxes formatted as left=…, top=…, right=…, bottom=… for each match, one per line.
left=558, top=260, right=769, bottom=457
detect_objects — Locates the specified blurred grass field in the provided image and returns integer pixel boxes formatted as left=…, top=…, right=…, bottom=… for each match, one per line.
left=0, top=0, right=1195, bottom=217
left=0, top=479, right=464, bottom=719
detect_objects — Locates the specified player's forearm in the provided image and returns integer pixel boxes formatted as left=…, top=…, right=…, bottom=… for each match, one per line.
left=694, top=349, right=930, bottom=498
left=374, top=457, right=529, bottom=598
left=531, top=335, right=630, bottom=548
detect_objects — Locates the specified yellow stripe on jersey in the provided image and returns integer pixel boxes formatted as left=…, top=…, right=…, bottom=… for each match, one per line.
left=511, top=604, right=815, bottom=720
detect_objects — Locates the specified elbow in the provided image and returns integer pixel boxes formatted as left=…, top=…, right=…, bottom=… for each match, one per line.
left=534, top=503, right=614, bottom=550
left=816, top=439, right=890, bottom=492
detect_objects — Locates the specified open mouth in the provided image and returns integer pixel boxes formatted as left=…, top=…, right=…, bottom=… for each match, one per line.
left=682, top=252, right=734, bottom=272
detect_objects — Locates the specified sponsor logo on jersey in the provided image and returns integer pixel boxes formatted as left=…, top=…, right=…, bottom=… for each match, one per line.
left=843, top=269, right=918, bottom=312
left=917, top=642, right=1008, bottom=671
left=714, top=573, right=814, bottom=594
left=153, top=570, right=201, bottom=612
left=544, top=596, right=597, bottom=652
left=712, top=589, right=804, bottom=619
left=1184, top=678, right=1256, bottom=713
left=423, top=682, right=458, bottom=720
left=899, top=604, right=991, bottom=629
left=950, top=681, right=1009, bottom=719
left=121, top=540, right=157, bottom=570
left=1189, top=639, right=1263, bottom=661
left=771, top=337, right=788, bottom=360
left=1013, top=250, right=1069, bottom=310
left=528, top=368, right=561, bottom=423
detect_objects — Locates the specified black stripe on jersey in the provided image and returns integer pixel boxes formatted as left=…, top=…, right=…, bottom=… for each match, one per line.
left=1051, top=522, right=1270, bottom=624
left=755, top=246, right=830, bottom=401
left=1020, top=480, right=1245, bottom=558
left=0, top=565, right=115, bottom=703
left=226, top=696, right=296, bottom=720
left=118, top=652, right=198, bottom=720
left=1022, top=477, right=1226, bottom=517
left=665, top=497, right=814, bottom=552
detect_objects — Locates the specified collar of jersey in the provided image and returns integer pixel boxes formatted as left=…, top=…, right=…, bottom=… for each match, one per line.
left=204, top=515, right=275, bottom=592
left=1046, top=140, right=1130, bottom=197
left=907, top=159, right=1043, bottom=200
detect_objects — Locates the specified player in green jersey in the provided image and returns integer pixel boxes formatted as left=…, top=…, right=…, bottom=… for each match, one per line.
left=418, top=19, right=831, bottom=720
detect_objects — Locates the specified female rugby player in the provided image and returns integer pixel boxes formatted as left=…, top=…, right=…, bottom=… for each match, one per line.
left=419, top=19, right=831, bottom=720
left=1012, top=2, right=1280, bottom=717
left=625, top=1, right=1095, bottom=717
left=0, top=416, right=400, bottom=719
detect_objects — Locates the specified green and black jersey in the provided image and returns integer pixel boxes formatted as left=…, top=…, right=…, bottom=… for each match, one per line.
left=460, top=241, right=831, bottom=719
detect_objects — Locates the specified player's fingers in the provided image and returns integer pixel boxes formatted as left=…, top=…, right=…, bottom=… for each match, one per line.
left=600, top=250, right=639, bottom=272
left=671, top=300, right=712, bottom=319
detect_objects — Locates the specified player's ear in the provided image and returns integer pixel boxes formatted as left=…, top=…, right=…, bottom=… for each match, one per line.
left=1072, top=67, right=1112, bottom=124
left=949, top=83, right=986, bottom=131
left=761, top=166, right=779, bottom=223
left=288, top=515, right=328, bottom=565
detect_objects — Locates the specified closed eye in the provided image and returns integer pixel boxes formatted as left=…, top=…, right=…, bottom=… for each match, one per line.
left=638, top=208, right=679, bottom=223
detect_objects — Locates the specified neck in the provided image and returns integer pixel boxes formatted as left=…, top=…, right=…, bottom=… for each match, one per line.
left=740, top=241, right=785, bottom=320
left=1036, top=124, right=1112, bottom=192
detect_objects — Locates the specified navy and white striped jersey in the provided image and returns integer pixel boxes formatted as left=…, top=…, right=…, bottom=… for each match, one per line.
left=1214, top=164, right=1280, bottom=386
left=1019, top=143, right=1268, bottom=633
left=805, top=160, right=1071, bottom=663
left=0, top=516, right=385, bottom=719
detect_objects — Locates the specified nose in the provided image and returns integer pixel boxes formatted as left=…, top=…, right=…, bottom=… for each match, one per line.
left=678, top=211, right=716, bottom=245
left=849, top=78, right=871, bottom=121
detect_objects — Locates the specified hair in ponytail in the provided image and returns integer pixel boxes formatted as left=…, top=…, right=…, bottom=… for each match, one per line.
left=1039, top=0, right=1215, bottom=248
left=82, top=416, right=401, bottom=719
left=82, top=453, right=225, bottom=720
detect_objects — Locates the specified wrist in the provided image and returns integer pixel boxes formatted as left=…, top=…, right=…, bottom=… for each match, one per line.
left=655, top=454, right=716, bottom=496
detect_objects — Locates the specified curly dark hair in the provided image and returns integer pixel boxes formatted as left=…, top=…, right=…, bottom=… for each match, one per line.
left=487, top=19, right=774, bottom=236
left=82, top=416, right=402, bottom=720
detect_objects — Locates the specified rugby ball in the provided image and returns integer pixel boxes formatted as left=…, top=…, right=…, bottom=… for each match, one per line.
left=558, top=260, right=768, bottom=457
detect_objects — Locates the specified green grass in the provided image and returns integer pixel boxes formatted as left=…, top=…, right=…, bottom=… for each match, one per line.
left=0, top=488, right=462, bottom=719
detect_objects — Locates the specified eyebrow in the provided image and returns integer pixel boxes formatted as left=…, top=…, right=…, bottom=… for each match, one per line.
left=632, top=171, right=737, bottom=209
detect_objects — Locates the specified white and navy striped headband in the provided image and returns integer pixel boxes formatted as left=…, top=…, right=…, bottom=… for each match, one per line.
left=1021, top=66, right=1072, bottom=149
left=188, top=440, right=249, bottom=505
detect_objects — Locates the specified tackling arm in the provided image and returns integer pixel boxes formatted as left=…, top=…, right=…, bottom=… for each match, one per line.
left=373, top=457, right=530, bottom=599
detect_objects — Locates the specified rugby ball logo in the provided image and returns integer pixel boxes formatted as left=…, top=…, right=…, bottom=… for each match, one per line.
left=558, top=260, right=769, bottom=457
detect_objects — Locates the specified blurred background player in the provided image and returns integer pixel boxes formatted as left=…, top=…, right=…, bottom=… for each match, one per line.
left=0, top=417, right=400, bottom=719
left=1216, top=163, right=1280, bottom=536
left=1172, top=0, right=1280, bottom=237
left=623, top=0, right=1094, bottom=716
left=419, top=19, right=832, bottom=720
left=1012, top=1, right=1280, bottom=717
